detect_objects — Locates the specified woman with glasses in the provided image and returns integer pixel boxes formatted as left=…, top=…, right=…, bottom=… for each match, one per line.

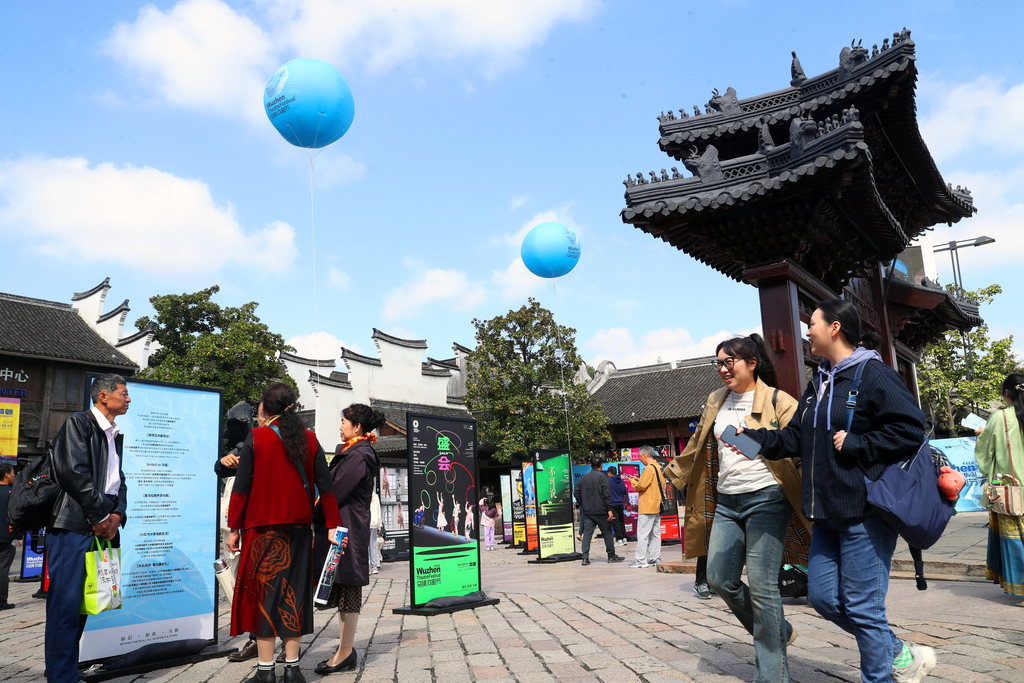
left=664, top=334, right=811, bottom=682
left=738, top=301, right=934, bottom=683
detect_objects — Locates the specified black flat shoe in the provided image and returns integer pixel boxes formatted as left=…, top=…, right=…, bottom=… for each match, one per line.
left=314, top=649, right=356, bottom=675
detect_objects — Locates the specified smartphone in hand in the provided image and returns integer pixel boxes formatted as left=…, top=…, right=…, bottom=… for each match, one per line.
left=721, top=425, right=761, bottom=460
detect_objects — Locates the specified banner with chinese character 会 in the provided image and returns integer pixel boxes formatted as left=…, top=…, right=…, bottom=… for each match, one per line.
left=406, top=413, right=481, bottom=607
left=533, top=450, right=575, bottom=558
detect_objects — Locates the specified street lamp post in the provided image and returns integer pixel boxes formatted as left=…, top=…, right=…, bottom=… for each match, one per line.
left=932, top=235, right=996, bottom=381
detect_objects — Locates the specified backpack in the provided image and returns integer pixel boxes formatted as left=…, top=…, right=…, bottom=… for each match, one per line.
left=7, top=452, right=62, bottom=532
left=778, top=564, right=808, bottom=598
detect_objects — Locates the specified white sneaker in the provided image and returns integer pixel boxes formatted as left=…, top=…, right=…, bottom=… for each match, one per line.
left=371, top=567, right=379, bottom=574
left=893, top=644, right=936, bottom=683
left=628, top=561, right=649, bottom=569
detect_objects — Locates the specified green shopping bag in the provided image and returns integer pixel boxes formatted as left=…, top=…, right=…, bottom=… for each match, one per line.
left=81, top=537, right=123, bottom=615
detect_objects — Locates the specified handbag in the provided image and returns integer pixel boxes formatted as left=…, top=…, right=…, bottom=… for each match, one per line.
left=843, top=360, right=954, bottom=550
left=985, top=409, right=1024, bottom=517
left=81, top=537, right=122, bottom=615
left=650, top=465, right=672, bottom=515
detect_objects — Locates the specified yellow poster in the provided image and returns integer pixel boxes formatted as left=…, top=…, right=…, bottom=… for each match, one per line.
left=0, top=398, right=20, bottom=460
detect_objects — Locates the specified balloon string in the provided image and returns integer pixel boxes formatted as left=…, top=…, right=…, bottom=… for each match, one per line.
left=551, top=278, right=572, bottom=458
left=310, top=159, right=320, bottom=397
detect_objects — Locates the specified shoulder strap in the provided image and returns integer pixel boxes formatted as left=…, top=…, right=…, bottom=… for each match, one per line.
left=646, top=464, right=666, bottom=503
left=270, top=425, right=314, bottom=510
left=1004, top=409, right=1018, bottom=484
left=772, top=388, right=779, bottom=410
left=844, top=361, right=869, bottom=433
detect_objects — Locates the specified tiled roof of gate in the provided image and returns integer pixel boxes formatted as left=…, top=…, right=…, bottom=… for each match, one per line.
left=593, top=358, right=720, bottom=425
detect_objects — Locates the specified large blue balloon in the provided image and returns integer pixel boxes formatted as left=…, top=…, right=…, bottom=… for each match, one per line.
left=264, top=59, right=354, bottom=148
left=521, top=221, right=581, bottom=278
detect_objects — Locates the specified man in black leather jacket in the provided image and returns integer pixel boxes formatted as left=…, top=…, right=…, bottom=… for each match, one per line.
left=46, top=373, right=130, bottom=683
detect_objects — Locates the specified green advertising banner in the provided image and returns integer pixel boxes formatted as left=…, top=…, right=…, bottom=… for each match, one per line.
left=533, top=450, right=575, bottom=559
left=407, top=412, right=481, bottom=606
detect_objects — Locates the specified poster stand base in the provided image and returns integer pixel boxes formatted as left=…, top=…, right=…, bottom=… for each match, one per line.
left=529, top=552, right=582, bottom=564
left=393, top=597, right=500, bottom=617
left=79, top=644, right=235, bottom=682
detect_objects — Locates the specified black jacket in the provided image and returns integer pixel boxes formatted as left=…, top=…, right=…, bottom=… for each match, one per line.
left=49, top=410, right=128, bottom=535
left=751, top=359, right=925, bottom=520
left=0, top=485, right=12, bottom=543
left=574, top=468, right=612, bottom=515
left=313, top=440, right=380, bottom=588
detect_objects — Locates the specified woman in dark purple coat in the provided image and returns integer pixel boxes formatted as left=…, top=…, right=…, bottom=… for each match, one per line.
left=312, top=404, right=383, bottom=675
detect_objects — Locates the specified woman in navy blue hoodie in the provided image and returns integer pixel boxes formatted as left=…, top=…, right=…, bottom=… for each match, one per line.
left=739, top=300, right=934, bottom=683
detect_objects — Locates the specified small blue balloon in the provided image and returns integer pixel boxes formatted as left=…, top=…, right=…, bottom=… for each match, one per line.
left=521, top=221, right=581, bottom=278
left=264, top=59, right=354, bottom=148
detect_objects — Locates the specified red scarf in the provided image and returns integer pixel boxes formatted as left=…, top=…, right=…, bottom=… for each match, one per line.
left=341, top=433, right=376, bottom=452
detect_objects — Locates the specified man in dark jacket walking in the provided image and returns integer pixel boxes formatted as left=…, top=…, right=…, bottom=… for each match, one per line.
left=606, top=466, right=628, bottom=546
left=573, top=455, right=625, bottom=566
left=46, top=374, right=129, bottom=683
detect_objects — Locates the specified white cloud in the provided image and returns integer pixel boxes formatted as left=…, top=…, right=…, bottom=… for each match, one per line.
left=0, top=156, right=298, bottom=276
left=508, top=194, right=531, bottom=210
left=328, top=268, right=350, bottom=289
left=382, top=267, right=487, bottom=321
left=286, top=331, right=361, bottom=359
left=492, top=257, right=544, bottom=301
left=276, top=148, right=365, bottom=187
left=582, top=326, right=760, bottom=369
left=104, top=0, right=277, bottom=125
left=919, top=76, right=1024, bottom=163
left=104, top=0, right=597, bottom=123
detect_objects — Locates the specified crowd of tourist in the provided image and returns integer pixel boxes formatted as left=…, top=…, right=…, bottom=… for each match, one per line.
left=10, top=297, right=1024, bottom=683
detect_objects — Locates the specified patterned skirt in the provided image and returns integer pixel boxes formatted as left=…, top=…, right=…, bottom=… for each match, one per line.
left=987, top=511, right=1024, bottom=596
left=231, top=524, right=314, bottom=637
left=315, top=583, right=363, bottom=613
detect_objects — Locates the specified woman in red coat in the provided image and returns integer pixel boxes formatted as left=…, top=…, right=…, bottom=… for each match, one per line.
left=312, top=403, right=383, bottom=675
left=227, top=383, right=342, bottom=683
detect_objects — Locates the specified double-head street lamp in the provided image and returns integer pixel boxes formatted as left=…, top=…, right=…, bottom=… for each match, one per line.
left=933, top=235, right=996, bottom=298
left=932, top=235, right=996, bottom=381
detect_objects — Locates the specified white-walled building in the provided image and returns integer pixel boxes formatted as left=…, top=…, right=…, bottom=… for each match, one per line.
left=280, top=328, right=471, bottom=452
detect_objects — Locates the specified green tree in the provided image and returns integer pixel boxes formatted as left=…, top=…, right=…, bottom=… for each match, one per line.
left=465, top=299, right=610, bottom=463
left=917, top=284, right=1018, bottom=435
left=135, top=286, right=294, bottom=409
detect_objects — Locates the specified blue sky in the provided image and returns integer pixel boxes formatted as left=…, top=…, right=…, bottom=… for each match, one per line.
left=2, top=1, right=1022, bottom=369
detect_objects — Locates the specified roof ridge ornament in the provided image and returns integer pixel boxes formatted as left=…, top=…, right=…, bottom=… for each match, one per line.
left=708, top=87, right=742, bottom=116
left=791, top=52, right=806, bottom=87
left=684, top=145, right=724, bottom=183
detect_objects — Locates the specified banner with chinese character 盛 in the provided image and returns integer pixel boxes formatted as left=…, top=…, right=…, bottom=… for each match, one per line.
left=406, top=412, right=481, bottom=607
left=0, top=398, right=21, bottom=462
left=533, top=451, right=574, bottom=558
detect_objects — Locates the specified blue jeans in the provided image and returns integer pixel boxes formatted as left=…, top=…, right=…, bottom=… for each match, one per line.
left=45, top=529, right=95, bottom=683
left=707, top=485, right=792, bottom=683
left=808, top=511, right=901, bottom=683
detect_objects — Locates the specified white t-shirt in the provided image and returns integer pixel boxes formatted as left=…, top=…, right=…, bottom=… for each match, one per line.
left=713, top=391, right=779, bottom=495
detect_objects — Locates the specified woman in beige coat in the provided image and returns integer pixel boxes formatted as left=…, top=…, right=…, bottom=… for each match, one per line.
left=663, top=334, right=811, bottom=682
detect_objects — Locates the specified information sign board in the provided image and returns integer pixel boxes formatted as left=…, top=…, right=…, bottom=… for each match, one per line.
left=499, top=474, right=513, bottom=542
left=79, top=378, right=221, bottom=662
left=406, top=412, right=480, bottom=607
left=522, top=462, right=538, bottom=552
left=533, top=450, right=574, bottom=558
left=511, top=469, right=526, bottom=546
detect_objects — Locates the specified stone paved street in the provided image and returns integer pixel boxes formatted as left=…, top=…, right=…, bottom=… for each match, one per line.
left=4, top=528, right=1024, bottom=683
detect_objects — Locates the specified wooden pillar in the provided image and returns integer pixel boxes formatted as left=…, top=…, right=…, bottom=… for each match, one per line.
left=757, top=279, right=804, bottom=401
left=744, top=260, right=839, bottom=401
left=869, top=262, right=897, bottom=370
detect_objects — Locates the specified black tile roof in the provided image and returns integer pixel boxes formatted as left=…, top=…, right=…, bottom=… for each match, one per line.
left=593, top=358, right=721, bottom=425
left=0, top=292, right=136, bottom=369
left=370, top=398, right=470, bottom=431
left=280, top=351, right=336, bottom=367
left=372, top=328, right=428, bottom=350
left=374, top=434, right=408, bottom=454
